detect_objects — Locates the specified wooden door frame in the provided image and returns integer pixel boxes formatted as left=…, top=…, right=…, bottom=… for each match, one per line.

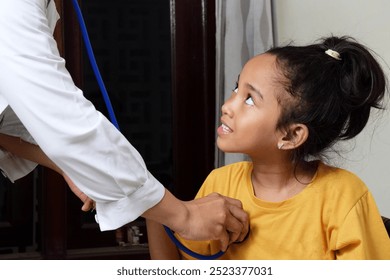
left=170, top=0, right=216, bottom=200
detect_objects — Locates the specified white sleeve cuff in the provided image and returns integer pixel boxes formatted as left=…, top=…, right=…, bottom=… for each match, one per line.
left=94, top=171, right=165, bottom=231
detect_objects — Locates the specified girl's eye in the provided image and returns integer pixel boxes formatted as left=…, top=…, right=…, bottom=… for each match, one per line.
left=245, top=96, right=254, bottom=105
left=233, top=82, right=238, bottom=93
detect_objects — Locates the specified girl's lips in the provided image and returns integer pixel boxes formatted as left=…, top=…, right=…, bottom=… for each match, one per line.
left=217, top=123, right=233, bottom=135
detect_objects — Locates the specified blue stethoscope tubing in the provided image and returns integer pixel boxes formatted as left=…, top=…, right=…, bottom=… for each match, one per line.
left=163, top=227, right=225, bottom=260
left=71, top=0, right=224, bottom=260
left=70, top=0, right=120, bottom=130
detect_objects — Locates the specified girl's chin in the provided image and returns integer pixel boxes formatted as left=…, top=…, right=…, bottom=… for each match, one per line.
left=216, top=138, right=240, bottom=153
left=216, top=144, right=235, bottom=154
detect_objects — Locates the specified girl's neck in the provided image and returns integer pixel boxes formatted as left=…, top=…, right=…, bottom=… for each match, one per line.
left=250, top=160, right=317, bottom=202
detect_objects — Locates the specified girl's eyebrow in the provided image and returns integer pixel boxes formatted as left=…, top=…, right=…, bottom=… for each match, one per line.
left=245, top=82, right=263, bottom=99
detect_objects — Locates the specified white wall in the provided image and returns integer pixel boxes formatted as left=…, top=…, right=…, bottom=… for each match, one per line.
left=272, top=0, right=390, bottom=216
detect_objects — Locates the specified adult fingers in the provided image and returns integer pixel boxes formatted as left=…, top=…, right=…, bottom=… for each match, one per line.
left=209, top=194, right=249, bottom=243
left=81, top=198, right=95, bottom=212
left=228, top=202, right=249, bottom=242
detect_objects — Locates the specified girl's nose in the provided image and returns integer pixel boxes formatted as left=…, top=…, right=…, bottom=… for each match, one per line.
left=221, top=92, right=235, bottom=117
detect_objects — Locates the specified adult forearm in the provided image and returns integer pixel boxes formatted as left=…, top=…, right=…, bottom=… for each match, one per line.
left=0, top=133, right=59, bottom=173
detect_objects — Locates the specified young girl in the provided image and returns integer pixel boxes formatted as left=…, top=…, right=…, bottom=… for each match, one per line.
left=147, top=36, right=390, bottom=259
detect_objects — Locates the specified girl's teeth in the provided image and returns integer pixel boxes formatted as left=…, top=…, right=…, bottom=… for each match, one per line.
left=222, top=124, right=232, bottom=133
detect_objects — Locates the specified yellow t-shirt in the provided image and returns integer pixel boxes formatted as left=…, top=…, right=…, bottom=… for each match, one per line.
left=177, top=161, right=390, bottom=259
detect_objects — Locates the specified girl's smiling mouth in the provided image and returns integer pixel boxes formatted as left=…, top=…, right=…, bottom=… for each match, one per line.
left=218, top=123, right=233, bottom=135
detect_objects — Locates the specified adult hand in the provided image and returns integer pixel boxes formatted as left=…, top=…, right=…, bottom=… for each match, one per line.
left=142, top=189, right=249, bottom=252
left=63, top=173, right=95, bottom=212
left=180, top=192, right=249, bottom=251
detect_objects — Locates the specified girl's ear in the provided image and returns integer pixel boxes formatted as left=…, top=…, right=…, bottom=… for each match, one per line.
left=278, top=124, right=308, bottom=150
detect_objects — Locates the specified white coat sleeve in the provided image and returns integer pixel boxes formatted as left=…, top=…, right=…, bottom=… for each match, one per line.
left=0, top=0, right=165, bottom=231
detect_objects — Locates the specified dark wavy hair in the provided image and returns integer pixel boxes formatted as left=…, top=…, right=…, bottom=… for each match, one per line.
left=267, top=36, right=387, bottom=162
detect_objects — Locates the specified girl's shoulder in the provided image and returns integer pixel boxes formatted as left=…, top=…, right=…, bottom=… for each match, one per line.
left=200, top=161, right=252, bottom=195
left=314, top=161, right=369, bottom=197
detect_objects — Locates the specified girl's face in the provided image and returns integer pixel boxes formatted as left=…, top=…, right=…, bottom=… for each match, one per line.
left=217, top=53, right=285, bottom=160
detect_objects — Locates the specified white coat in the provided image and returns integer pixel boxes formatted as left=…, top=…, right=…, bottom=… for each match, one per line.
left=0, top=0, right=165, bottom=231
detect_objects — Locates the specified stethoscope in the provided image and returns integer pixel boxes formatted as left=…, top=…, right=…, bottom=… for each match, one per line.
left=71, top=0, right=226, bottom=260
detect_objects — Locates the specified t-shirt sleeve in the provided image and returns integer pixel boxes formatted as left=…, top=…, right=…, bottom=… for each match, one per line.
left=335, top=191, right=390, bottom=259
